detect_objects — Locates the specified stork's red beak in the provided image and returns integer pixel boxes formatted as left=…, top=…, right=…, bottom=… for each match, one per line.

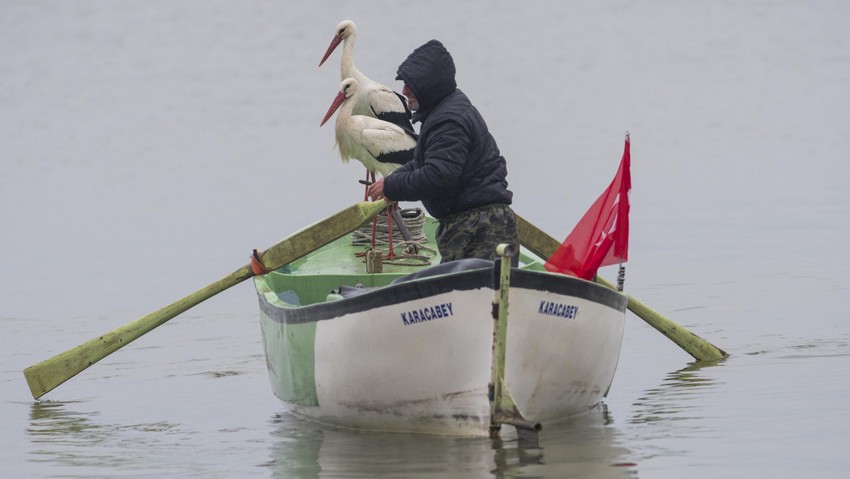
left=320, top=91, right=346, bottom=126
left=319, top=35, right=343, bottom=67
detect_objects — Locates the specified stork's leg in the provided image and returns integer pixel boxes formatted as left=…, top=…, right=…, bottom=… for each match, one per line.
left=371, top=212, right=378, bottom=250
left=385, top=205, right=395, bottom=260
left=370, top=171, right=378, bottom=248
left=355, top=170, right=378, bottom=258
left=362, top=169, right=372, bottom=201
left=353, top=212, right=378, bottom=258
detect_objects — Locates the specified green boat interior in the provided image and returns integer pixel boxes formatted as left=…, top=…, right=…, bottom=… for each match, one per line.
left=256, top=214, right=547, bottom=308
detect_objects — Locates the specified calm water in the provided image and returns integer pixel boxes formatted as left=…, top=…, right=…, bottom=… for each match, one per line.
left=2, top=1, right=849, bottom=477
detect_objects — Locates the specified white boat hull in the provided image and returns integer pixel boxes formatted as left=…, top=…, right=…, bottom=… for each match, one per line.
left=256, top=265, right=626, bottom=436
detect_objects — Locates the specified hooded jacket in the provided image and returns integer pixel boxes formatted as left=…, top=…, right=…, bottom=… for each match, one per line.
left=384, top=40, right=512, bottom=219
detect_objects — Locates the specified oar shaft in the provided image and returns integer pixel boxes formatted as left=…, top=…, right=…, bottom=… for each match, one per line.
left=258, top=199, right=386, bottom=270
left=594, top=276, right=727, bottom=360
left=515, top=213, right=727, bottom=362
left=24, top=200, right=389, bottom=400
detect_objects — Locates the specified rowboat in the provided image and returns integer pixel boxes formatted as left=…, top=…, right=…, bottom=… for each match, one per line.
left=24, top=200, right=724, bottom=415
left=253, top=210, right=628, bottom=437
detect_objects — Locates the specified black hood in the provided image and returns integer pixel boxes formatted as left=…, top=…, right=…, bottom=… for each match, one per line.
left=395, top=40, right=457, bottom=112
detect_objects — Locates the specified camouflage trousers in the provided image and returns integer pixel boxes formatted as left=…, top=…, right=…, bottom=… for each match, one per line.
left=436, top=203, right=519, bottom=265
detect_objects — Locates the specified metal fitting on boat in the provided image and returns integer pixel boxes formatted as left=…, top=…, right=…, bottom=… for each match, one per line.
left=496, top=243, right=516, bottom=258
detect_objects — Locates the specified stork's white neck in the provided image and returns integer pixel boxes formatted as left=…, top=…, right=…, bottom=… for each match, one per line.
left=340, top=33, right=364, bottom=83
left=334, top=92, right=357, bottom=162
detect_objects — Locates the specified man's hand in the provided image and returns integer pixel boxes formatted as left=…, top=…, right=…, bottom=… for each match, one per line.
left=367, top=176, right=386, bottom=201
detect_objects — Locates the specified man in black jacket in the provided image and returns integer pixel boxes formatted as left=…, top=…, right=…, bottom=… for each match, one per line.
left=367, top=39, right=518, bottom=263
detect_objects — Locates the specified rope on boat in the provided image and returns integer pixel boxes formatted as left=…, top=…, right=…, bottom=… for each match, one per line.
left=352, top=207, right=428, bottom=246
left=353, top=207, right=435, bottom=267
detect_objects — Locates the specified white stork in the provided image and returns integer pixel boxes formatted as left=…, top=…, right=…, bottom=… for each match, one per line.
left=321, top=77, right=416, bottom=259
left=319, top=20, right=415, bottom=139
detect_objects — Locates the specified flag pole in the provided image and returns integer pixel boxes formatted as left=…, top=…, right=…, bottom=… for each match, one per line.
left=617, top=261, right=625, bottom=292
left=617, top=132, right=628, bottom=292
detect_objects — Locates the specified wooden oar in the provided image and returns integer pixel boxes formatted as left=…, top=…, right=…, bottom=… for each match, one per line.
left=23, top=200, right=389, bottom=400
left=515, top=213, right=728, bottom=362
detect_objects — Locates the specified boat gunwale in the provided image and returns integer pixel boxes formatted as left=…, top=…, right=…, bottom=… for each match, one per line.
left=257, top=267, right=627, bottom=325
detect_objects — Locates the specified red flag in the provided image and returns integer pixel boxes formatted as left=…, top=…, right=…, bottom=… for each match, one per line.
left=545, top=134, right=631, bottom=280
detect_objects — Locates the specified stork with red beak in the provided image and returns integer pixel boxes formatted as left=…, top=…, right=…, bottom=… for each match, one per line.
left=321, top=78, right=416, bottom=259
left=319, top=20, right=415, bottom=138
left=321, top=78, right=416, bottom=178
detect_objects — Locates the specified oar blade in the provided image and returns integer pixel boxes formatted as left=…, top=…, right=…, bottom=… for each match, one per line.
left=23, top=264, right=253, bottom=400
left=515, top=213, right=727, bottom=362
left=23, top=324, right=146, bottom=400
left=23, top=200, right=388, bottom=399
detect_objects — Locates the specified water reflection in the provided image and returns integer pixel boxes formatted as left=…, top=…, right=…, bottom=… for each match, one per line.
left=621, top=360, right=725, bottom=465
left=629, top=361, right=721, bottom=426
left=27, top=401, right=183, bottom=476
left=265, top=404, right=637, bottom=479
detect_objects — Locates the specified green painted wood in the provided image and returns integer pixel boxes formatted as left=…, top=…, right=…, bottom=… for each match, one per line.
left=489, top=243, right=542, bottom=435
left=490, top=244, right=512, bottom=421
left=23, top=200, right=389, bottom=400
left=258, top=310, right=319, bottom=406
left=515, top=213, right=728, bottom=362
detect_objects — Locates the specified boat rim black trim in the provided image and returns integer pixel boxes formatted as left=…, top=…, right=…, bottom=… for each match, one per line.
left=258, top=268, right=627, bottom=325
